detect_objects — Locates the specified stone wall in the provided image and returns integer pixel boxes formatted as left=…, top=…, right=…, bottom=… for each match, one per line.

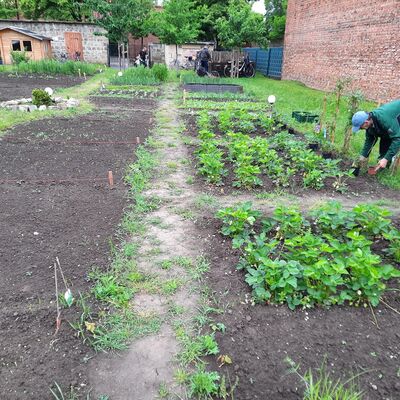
left=282, top=0, right=400, bottom=102
left=0, top=19, right=108, bottom=64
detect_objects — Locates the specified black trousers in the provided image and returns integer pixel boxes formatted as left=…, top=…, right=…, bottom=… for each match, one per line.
left=378, top=135, right=392, bottom=161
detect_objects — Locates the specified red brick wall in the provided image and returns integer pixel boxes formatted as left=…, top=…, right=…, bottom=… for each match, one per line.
left=282, top=0, right=400, bottom=102
left=128, top=34, right=160, bottom=60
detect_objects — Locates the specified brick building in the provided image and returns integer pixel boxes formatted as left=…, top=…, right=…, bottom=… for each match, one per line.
left=282, top=0, right=400, bottom=102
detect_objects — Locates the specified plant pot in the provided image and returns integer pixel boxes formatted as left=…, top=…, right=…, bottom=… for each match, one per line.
left=308, top=143, right=319, bottom=151
left=288, top=127, right=296, bottom=135
left=368, top=166, right=377, bottom=175
left=280, top=123, right=287, bottom=130
left=292, top=111, right=320, bottom=123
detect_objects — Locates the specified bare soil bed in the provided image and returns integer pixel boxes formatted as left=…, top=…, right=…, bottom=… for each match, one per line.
left=0, top=98, right=156, bottom=399
left=0, top=74, right=85, bottom=101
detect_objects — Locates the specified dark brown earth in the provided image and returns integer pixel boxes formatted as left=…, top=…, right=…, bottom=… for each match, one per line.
left=183, top=102, right=400, bottom=400
left=0, top=74, right=85, bottom=101
left=192, top=213, right=400, bottom=400
left=0, top=84, right=156, bottom=399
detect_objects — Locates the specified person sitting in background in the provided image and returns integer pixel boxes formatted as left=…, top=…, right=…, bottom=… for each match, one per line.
left=352, top=99, right=400, bottom=171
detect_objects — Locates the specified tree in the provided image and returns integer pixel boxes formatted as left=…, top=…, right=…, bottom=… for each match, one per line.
left=193, top=0, right=255, bottom=45
left=216, top=0, right=267, bottom=49
left=87, top=0, right=153, bottom=68
left=264, top=0, right=287, bottom=41
left=153, top=0, right=202, bottom=60
left=87, top=0, right=153, bottom=43
left=216, top=0, right=267, bottom=77
left=17, top=0, right=90, bottom=21
left=0, top=0, right=20, bottom=19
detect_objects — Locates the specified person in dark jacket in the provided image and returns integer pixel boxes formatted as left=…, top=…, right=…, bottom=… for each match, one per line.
left=199, top=46, right=211, bottom=72
left=352, top=99, right=400, bottom=171
left=139, top=46, right=148, bottom=67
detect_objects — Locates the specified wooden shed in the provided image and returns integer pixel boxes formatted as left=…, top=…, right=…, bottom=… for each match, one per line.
left=0, top=26, right=52, bottom=65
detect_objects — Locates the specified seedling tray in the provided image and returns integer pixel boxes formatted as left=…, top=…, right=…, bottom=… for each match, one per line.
left=292, top=111, right=319, bottom=123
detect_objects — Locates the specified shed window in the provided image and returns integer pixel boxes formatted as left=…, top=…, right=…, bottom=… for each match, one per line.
left=23, top=41, right=32, bottom=52
left=11, top=40, right=21, bottom=51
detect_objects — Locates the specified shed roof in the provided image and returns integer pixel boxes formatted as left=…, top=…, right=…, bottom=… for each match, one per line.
left=0, top=26, right=52, bottom=41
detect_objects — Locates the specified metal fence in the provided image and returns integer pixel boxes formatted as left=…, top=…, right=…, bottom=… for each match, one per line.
left=243, top=47, right=283, bottom=78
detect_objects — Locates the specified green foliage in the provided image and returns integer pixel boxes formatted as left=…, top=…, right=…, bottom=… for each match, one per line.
left=110, top=66, right=164, bottom=86
left=197, top=140, right=227, bottom=184
left=10, top=50, right=30, bottom=65
left=286, top=357, right=364, bottom=400
left=91, top=272, right=132, bottom=307
left=5, top=0, right=90, bottom=21
left=154, top=0, right=202, bottom=46
left=32, top=88, right=53, bottom=107
left=8, top=59, right=101, bottom=75
left=151, top=63, right=169, bottom=82
left=86, top=0, right=153, bottom=42
left=216, top=0, right=268, bottom=49
left=217, top=201, right=400, bottom=309
left=264, top=0, right=288, bottom=41
left=188, top=368, right=220, bottom=398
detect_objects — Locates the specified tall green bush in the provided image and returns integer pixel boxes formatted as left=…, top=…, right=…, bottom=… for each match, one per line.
left=10, top=51, right=30, bottom=65
left=151, top=63, right=168, bottom=82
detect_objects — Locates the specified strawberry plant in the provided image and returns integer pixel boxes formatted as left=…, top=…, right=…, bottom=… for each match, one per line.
left=217, top=202, right=400, bottom=309
left=216, top=201, right=261, bottom=247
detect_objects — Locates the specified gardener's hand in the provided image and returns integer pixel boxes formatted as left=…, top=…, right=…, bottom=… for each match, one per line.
left=375, top=158, right=388, bottom=171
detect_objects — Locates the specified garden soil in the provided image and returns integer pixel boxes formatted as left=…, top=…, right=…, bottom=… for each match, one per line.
left=0, top=74, right=85, bottom=101
left=181, top=103, right=400, bottom=399
left=1, top=77, right=399, bottom=400
left=0, top=82, right=156, bottom=399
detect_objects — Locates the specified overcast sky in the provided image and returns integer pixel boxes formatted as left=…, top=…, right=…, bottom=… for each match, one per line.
left=252, top=0, right=266, bottom=14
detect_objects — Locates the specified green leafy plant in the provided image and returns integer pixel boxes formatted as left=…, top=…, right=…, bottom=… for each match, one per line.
left=219, top=202, right=400, bottom=309
left=217, top=201, right=261, bottom=246
left=91, top=272, right=132, bottom=307
left=10, top=50, right=30, bottom=64
left=188, top=368, right=220, bottom=398
left=32, top=88, right=53, bottom=107
left=151, top=63, right=168, bottom=82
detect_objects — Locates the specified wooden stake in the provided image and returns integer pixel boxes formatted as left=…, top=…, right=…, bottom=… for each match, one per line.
left=183, top=89, right=187, bottom=104
left=319, top=92, right=328, bottom=136
left=108, top=171, right=114, bottom=187
left=136, top=136, right=140, bottom=144
left=78, top=68, right=81, bottom=78
left=54, top=262, right=61, bottom=335
left=83, top=72, right=87, bottom=81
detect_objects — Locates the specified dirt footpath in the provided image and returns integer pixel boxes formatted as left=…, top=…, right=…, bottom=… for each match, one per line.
left=0, top=93, right=156, bottom=399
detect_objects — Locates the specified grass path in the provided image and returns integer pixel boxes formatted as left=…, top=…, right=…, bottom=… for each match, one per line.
left=89, top=84, right=207, bottom=399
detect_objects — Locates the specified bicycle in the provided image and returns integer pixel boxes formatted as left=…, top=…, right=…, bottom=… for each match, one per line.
left=169, top=56, right=196, bottom=70
left=224, top=54, right=255, bottom=78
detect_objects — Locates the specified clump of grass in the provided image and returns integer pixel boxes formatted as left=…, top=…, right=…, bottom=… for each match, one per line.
left=286, top=357, right=365, bottom=400
left=110, top=66, right=164, bottom=86
left=0, top=59, right=102, bottom=75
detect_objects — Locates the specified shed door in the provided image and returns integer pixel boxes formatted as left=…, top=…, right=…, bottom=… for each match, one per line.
left=64, top=32, right=84, bottom=61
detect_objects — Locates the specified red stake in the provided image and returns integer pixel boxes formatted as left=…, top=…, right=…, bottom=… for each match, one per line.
left=108, top=171, right=114, bottom=187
